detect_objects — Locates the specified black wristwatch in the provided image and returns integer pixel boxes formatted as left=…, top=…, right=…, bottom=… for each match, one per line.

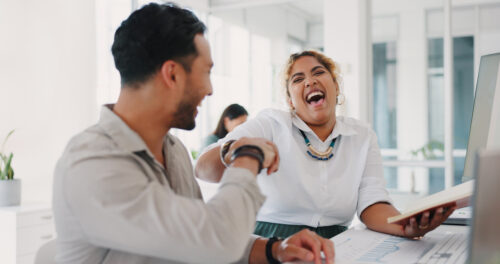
left=265, top=237, right=282, bottom=264
left=230, top=145, right=264, bottom=172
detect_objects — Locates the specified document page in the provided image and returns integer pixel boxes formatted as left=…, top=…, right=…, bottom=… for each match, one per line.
left=285, top=225, right=469, bottom=264
left=331, top=226, right=469, bottom=264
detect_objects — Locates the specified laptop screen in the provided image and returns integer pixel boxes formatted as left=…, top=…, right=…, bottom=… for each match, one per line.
left=461, top=53, right=500, bottom=182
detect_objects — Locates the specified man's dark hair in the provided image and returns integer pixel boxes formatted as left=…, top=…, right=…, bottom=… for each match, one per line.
left=111, top=3, right=206, bottom=85
left=213, top=104, right=248, bottom=138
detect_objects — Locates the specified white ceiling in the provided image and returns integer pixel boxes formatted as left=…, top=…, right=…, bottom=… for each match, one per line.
left=209, top=0, right=324, bottom=23
left=288, top=0, right=323, bottom=22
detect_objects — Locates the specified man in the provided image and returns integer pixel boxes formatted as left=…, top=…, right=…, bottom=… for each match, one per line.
left=53, top=3, right=334, bottom=264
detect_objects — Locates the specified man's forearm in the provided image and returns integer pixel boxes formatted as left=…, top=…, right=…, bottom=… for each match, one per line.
left=195, top=145, right=225, bottom=182
left=248, top=237, right=268, bottom=264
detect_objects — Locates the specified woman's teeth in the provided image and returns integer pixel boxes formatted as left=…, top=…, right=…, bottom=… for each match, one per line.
left=306, top=91, right=325, bottom=103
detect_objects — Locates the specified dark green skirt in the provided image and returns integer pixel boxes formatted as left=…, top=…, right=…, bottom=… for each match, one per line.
left=254, top=221, right=347, bottom=239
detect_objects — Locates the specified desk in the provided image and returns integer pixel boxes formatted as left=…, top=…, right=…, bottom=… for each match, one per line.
left=0, top=204, right=55, bottom=264
left=286, top=224, right=470, bottom=264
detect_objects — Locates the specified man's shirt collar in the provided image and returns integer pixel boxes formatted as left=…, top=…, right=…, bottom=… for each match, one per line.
left=98, top=105, right=174, bottom=156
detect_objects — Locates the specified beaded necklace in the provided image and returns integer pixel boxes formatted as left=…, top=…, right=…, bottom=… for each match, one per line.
left=299, top=129, right=337, bottom=161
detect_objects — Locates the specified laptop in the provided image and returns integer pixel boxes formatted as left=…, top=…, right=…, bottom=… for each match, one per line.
left=468, top=149, right=500, bottom=263
left=411, top=149, right=500, bottom=264
left=445, top=51, right=500, bottom=225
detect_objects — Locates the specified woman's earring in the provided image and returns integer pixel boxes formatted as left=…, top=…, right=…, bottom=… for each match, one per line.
left=336, top=93, right=345, bottom=105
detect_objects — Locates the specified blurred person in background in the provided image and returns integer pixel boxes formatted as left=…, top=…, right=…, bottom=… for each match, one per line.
left=202, top=103, right=248, bottom=149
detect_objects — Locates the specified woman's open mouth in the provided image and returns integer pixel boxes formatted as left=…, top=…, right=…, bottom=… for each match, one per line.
left=306, top=91, right=325, bottom=107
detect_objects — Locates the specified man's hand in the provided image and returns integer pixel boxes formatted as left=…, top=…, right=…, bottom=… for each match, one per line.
left=402, top=204, right=456, bottom=238
left=226, top=137, right=280, bottom=175
left=274, top=229, right=335, bottom=264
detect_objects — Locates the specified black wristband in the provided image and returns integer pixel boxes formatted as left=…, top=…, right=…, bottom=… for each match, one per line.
left=229, top=145, right=264, bottom=172
left=265, top=237, right=281, bottom=264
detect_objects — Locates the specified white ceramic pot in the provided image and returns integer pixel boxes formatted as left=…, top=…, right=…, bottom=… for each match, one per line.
left=0, top=179, right=21, bottom=206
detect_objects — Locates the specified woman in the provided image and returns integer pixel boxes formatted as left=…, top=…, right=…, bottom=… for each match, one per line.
left=201, top=103, right=248, bottom=149
left=195, top=50, right=455, bottom=239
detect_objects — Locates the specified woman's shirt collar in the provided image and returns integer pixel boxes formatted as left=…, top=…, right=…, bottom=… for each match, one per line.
left=291, top=113, right=358, bottom=142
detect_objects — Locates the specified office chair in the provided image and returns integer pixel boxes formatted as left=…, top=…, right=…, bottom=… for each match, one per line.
left=34, top=239, right=56, bottom=264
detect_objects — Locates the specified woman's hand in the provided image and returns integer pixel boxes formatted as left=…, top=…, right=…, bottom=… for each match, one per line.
left=226, top=137, right=280, bottom=175
left=402, top=204, right=457, bottom=238
left=274, top=229, right=335, bottom=264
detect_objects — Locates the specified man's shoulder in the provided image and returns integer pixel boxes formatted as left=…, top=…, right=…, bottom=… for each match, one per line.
left=68, top=124, right=117, bottom=152
left=60, top=124, right=123, bottom=166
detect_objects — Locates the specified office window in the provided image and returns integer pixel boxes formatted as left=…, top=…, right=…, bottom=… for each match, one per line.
left=372, top=42, right=398, bottom=189
left=373, top=42, right=397, bottom=149
left=369, top=1, right=500, bottom=196
left=427, top=36, right=474, bottom=194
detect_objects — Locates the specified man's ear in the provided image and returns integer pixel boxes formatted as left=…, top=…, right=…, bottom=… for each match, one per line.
left=160, top=60, right=184, bottom=89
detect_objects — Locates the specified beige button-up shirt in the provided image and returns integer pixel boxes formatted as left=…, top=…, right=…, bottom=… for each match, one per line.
left=53, top=106, right=265, bottom=264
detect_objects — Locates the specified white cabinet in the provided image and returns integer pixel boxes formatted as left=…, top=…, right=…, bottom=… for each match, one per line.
left=0, top=204, right=55, bottom=264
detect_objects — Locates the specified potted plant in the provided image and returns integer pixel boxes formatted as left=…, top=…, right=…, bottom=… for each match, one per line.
left=0, top=130, right=20, bottom=206
left=409, top=140, right=444, bottom=193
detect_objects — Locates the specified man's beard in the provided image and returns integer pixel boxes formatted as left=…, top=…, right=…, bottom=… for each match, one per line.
left=171, top=98, right=197, bottom=130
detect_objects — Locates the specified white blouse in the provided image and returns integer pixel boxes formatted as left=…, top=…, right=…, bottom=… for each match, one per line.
left=221, top=108, right=391, bottom=227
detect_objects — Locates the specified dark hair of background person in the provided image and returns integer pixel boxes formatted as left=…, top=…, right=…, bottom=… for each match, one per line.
left=213, top=104, right=248, bottom=138
left=111, top=2, right=206, bottom=86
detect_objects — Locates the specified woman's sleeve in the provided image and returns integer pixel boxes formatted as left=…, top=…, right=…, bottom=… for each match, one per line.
left=356, top=129, right=393, bottom=218
left=220, top=110, right=275, bottom=143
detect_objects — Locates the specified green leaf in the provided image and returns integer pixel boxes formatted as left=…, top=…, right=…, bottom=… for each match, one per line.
left=0, top=130, right=15, bottom=180
left=191, top=150, right=199, bottom=160
left=1, top=129, right=15, bottom=153
left=7, top=166, right=14, bottom=180
left=2, top=153, right=14, bottom=180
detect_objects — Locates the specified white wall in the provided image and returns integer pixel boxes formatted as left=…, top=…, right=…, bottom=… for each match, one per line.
left=307, top=23, right=324, bottom=49
left=323, top=0, right=370, bottom=121
left=212, top=4, right=308, bottom=69
left=0, top=0, right=97, bottom=203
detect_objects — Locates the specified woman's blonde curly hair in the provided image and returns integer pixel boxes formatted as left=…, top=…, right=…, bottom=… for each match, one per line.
left=282, top=50, right=342, bottom=100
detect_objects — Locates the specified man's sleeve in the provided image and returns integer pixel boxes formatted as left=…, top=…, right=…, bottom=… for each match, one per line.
left=64, top=154, right=265, bottom=263
left=231, top=235, right=260, bottom=264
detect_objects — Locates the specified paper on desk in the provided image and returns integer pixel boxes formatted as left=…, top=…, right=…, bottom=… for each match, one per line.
left=285, top=226, right=469, bottom=264
left=331, top=228, right=435, bottom=264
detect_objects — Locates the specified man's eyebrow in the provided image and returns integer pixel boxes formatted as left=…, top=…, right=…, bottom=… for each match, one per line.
left=290, top=72, right=305, bottom=80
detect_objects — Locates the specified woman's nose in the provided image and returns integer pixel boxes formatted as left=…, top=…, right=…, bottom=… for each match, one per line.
left=305, top=76, right=317, bottom=87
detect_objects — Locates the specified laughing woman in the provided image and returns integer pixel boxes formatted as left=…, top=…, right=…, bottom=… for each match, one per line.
left=195, top=50, right=455, bottom=239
